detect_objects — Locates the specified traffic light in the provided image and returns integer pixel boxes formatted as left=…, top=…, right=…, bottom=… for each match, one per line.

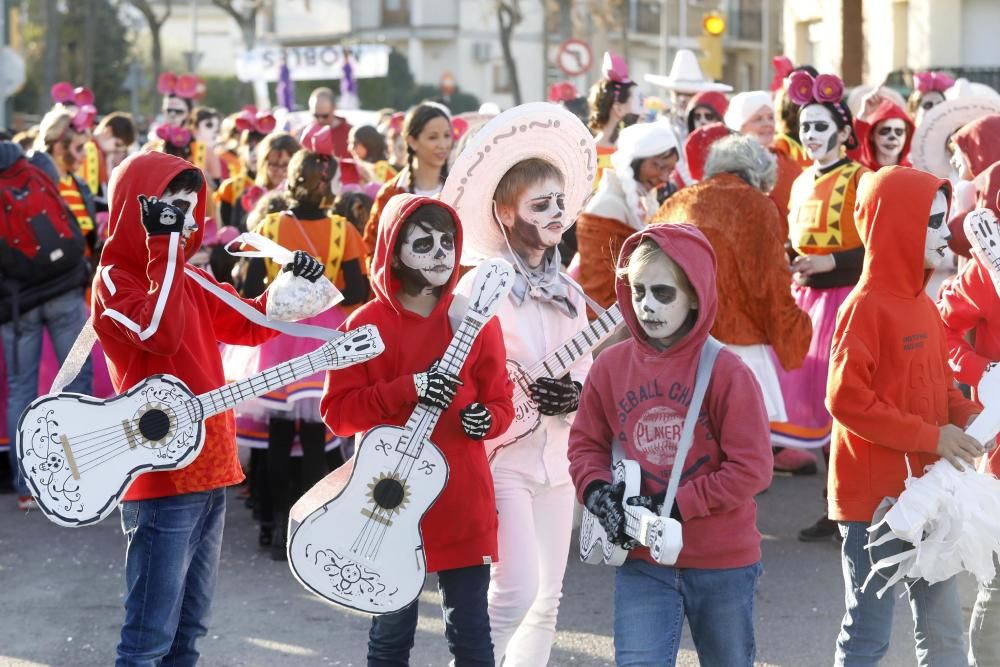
left=699, top=11, right=726, bottom=80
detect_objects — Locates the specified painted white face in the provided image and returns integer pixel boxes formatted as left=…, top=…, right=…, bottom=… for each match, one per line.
left=628, top=250, right=697, bottom=346
left=398, top=223, right=456, bottom=288
left=162, top=190, right=199, bottom=248
left=924, top=189, right=951, bottom=268
left=500, top=176, right=567, bottom=252
left=196, top=117, right=220, bottom=146
left=874, top=118, right=907, bottom=165
left=799, top=105, right=842, bottom=166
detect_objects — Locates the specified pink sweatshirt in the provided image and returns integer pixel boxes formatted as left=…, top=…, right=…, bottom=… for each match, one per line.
left=568, top=224, right=773, bottom=570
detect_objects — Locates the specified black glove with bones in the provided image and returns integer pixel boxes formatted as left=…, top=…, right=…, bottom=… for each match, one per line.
left=529, top=376, right=582, bottom=416
left=414, top=361, right=462, bottom=411
left=460, top=402, right=492, bottom=440
left=584, top=480, right=631, bottom=546
left=284, top=250, right=325, bottom=282
left=138, top=195, right=185, bottom=236
left=626, top=490, right=683, bottom=522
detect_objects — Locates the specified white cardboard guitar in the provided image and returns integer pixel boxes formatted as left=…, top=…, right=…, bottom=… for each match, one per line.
left=287, top=259, right=514, bottom=615
left=17, top=326, right=384, bottom=527
left=488, top=305, right=623, bottom=463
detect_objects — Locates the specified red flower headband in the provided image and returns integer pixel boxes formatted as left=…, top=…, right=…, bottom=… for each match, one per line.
left=913, top=71, right=955, bottom=94
left=787, top=72, right=845, bottom=106
left=157, top=72, right=205, bottom=100
left=156, top=125, right=193, bottom=149
left=51, top=81, right=94, bottom=108
left=387, top=112, right=405, bottom=134
left=548, top=81, right=579, bottom=103
left=234, top=106, right=277, bottom=135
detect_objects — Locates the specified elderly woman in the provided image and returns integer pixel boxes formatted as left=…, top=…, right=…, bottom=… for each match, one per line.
left=651, top=134, right=811, bottom=421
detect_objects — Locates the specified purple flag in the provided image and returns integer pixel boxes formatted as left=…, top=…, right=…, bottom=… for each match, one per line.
left=277, top=59, right=294, bottom=110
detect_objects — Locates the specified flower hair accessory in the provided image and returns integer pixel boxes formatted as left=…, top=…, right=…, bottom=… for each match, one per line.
left=451, top=116, right=469, bottom=144
left=787, top=71, right=845, bottom=106
left=156, top=125, right=193, bottom=148
left=234, top=106, right=277, bottom=135
left=913, top=71, right=955, bottom=94
left=71, top=106, right=98, bottom=133
left=602, top=51, right=633, bottom=85
left=770, top=56, right=794, bottom=92
left=547, top=81, right=579, bottom=103
left=51, top=82, right=95, bottom=108
left=157, top=72, right=204, bottom=100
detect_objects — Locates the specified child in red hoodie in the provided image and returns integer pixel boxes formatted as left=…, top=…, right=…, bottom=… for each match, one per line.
left=827, top=166, right=982, bottom=665
left=320, top=194, right=513, bottom=664
left=568, top=224, right=772, bottom=666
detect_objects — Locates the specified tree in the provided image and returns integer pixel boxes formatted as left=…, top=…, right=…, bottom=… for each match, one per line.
left=210, top=0, right=268, bottom=51
left=496, top=0, right=522, bottom=105
left=124, top=0, right=173, bottom=107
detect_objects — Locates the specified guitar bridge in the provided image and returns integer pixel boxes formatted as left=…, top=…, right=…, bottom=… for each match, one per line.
left=59, top=434, right=80, bottom=481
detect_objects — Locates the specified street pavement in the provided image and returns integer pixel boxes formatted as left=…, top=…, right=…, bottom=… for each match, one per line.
left=0, top=458, right=979, bottom=667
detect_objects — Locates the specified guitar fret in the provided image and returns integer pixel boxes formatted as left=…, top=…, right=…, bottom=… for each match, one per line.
left=571, top=340, right=584, bottom=356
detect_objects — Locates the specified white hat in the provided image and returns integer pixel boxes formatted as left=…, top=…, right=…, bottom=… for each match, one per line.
left=910, top=97, right=1000, bottom=178
left=644, top=49, right=733, bottom=94
left=441, top=102, right=597, bottom=264
left=945, top=78, right=1000, bottom=102
left=846, top=85, right=907, bottom=119
left=610, top=123, right=679, bottom=228
left=724, top=91, right=773, bottom=131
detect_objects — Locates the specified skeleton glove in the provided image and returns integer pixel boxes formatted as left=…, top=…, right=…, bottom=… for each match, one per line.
left=460, top=402, right=492, bottom=440
left=138, top=195, right=185, bottom=236
left=529, top=376, right=583, bottom=416
left=626, top=491, right=683, bottom=522
left=285, top=250, right=325, bottom=283
left=414, top=361, right=462, bottom=410
left=584, top=480, right=631, bottom=546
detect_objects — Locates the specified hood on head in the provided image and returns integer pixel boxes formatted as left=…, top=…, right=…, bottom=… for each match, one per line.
left=686, top=92, right=729, bottom=126
left=952, top=114, right=1000, bottom=177
left=102, top=151, right=206, bottom=274
left=684, top=122, right=731, bottom=182
left=370, top=193, right=464, bottom=315
left=864, top=101, right=914, bottom=163
left=854, top=166, right=950, bottom=297
left=976, top=161, right=1000, bottom=218
left=614, top=224, right=717, bottom=356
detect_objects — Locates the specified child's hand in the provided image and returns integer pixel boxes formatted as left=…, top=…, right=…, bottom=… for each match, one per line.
left=283, top=250, right=324, bottom=282
left=528, top=376, right=582, bottom=416
left=585, top=481, right=630, bottom=545
left=414, top=361, right=462, bottom=410
left=936, top=424, right=983, bottom=470
left=138, top=195, right=184, bottom=237
left=460, top=403, right=491, bottom=440
left=627, top=492, right=683, bottom=522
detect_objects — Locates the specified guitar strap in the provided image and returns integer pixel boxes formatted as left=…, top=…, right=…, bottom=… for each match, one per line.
left=610, top=336, right=723, bottom=517
left=49, top=267, right=342, bottom=394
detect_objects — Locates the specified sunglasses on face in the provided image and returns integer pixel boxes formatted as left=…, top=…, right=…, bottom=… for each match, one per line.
left=693, top=111, right=717, bottom=122
left=877, top=126, right=906, bottom=138
left=920, top=100, right=939, bottom=111
left=313, top=112, right=332, bottom=121
left=165, top=108, right=187, bottom=117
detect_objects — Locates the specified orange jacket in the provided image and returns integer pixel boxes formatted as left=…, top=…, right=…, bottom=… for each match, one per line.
left=362, top=173, right=407, bottom=257
left=827, top=167, right=979, bottom=522
left=575, top=212, right=634, bottom=319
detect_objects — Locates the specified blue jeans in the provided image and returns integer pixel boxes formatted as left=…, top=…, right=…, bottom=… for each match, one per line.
left=835, top=521, right=965, bottom=666
left=968, top=556, right=1000, bottom=666
left=116, top=489, right=226, bottom=667
left=2, top=288, right=91, bottom=495
left=613, top=558, right=761, bottom=667
left=368, top=564, right=494, bottom=666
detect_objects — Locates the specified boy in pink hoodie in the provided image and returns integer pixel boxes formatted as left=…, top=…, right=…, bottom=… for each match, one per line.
left=568, top=224, right=773, bottom=666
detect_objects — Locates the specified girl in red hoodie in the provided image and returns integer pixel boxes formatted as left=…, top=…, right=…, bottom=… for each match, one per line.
left=320, top=194, right=513, bottom=665
left=568, top=224, right=772, bottom=666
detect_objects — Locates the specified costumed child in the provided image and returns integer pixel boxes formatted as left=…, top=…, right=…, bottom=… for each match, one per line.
left=770, top=72, right=871, bottom=505
left=851, top=91, right=915, bottom=172
left=827, top=166, right=981, bottom=666
left=772, top=65, right=818, bottom=169
left=363, top=103, right=454, bottom=255
left=568, top=224, right=772, bottom=666
left=907, top=71, right=954, bottom=126
left=91, top=151, right=325, bottom=663
left=320, top=194, right=514, bottom=664
left=235, top=128, right=370, bottom=560
left=446, top=103, right=597, bottom=666
left=216, top=107, right=277, bottom=231
left=188, top=106, right=224, bottom=185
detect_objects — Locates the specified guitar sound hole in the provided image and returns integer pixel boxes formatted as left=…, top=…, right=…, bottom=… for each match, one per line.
left=372, top=478, right=405, bottom=510
left=138, top=409, right=171, bottom=441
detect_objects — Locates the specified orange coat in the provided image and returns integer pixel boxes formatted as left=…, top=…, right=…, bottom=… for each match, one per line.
left=362, top=173, right=407, bottom=257
left=652, top=174, right=811, bottom=371
left=769, top=149, right=802, bottom=237
left=575, top=212, right=635, bottom=319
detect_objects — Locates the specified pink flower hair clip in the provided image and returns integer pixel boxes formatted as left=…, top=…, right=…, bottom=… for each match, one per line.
left=787, top=71, right=845, bottom=106
left=234, top=106, right=277, bottom=135
left=156, top=124, right=194, bottom=148
left=157, top=72, right=205, bottom=100
left=912, top=71, right=955, bottom=94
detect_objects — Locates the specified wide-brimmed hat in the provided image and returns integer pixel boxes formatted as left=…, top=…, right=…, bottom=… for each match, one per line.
left=441, top=102, right=596, bottom=264
left=910, top=97, right=1000, bottom=177
left=644, top=49, right=733, bottom=94
left=846, top=85, right=906, bottom=119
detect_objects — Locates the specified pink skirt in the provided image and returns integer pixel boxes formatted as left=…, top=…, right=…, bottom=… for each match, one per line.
left=770, top=284, right=854, bottom=449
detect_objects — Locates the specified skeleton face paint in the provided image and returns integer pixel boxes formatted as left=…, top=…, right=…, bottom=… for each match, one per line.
left=500, top=177, right=567, bottom=260
left=628, top=250, right=697, bottom=347
left=924, top=189, right=951, bottom=268
left=162, top=190, right=199, bottom=248
left=799, top=105, right=843, bottom=167
left=397, top=221, right=456, bottom=289
left=196, top=118, right=220, bottom=146
left=874, top=118, right=907, bottom=166
left=915, top=91, right=946, bottom=127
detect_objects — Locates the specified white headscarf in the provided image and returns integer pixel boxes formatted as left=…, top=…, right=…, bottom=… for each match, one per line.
left=724, top=91, right=774, bottom=132
left=610, top=122, right=678, bottom=228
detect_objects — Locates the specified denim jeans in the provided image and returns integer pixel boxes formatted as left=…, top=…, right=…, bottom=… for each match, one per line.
left=116, top=489, right=226, bottom=667
left=2, top=288, right=92, bottom=495
left=969, top=556, right=1000, bottom=666
left=368, top=564, right=494, bottom=667
left=835, top=521, right=966, bottom=667
left=613, top=558, right=761, bottom=667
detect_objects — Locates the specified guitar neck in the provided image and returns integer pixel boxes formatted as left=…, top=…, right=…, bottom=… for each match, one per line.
left=194, top=347, right=326, bottom=419
left=528, top=304, right=622, bottom=381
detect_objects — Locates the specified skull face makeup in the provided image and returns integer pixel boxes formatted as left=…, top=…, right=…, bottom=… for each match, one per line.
left=924, top=189, right=951, bottom=268
left=161, top=190, right=200, bottom=248
left=799, top=104, right=846, bottom=167
left=497, top=176, right=567, bottom=261
left=395, top=220, right=456, bottom=290
left=874, top=118, right=907, bottom=166
left=196, top=117, right=220, bottom=146
left=628, top=248, right=698, bottom=348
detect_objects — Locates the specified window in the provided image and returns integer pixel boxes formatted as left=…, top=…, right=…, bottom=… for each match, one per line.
left=493, top=62, right=512, bottom=94
left=381, top=0, right=409, bottom=27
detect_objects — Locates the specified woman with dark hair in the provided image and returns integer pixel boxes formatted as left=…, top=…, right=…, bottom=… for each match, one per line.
left=362, top=102, right=454, bottom=255
left=774, top=65, right=819, bottom=169
left=587, top=51, right=640, bottom=177
left=349, top=124, right=398, bottom=186
left=187, top=106, right=223, bottom=183
left=685, top=91, right=728, bottom=133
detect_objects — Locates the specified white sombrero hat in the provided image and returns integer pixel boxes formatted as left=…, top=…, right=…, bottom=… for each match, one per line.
left=910, top=97, right=1000, bottom=177
left=846, top=85, right=906, bottom=119
left=441, top=102, right=597, bottom=265
left=644, top=49, right=733, bottom=94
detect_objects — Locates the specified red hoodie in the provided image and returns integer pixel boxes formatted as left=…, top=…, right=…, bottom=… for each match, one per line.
left=851, top=101, right=914, bottom=172
left=93, top=151, right=278, bottom=500
left=827, top=167, right=979, bottom=522
left=947, top=160, right=1000, bottom=258
left=568, top=224, right=773, bottom=570
left=953, top=115, right=1000, bottom=178
left=320, top=194, right=514, bottom=572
